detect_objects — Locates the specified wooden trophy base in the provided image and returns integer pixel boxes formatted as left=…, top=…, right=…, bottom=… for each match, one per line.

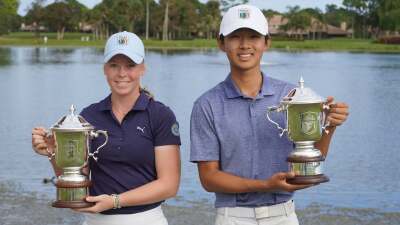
left=287, top=174, right=329, bottom=185
left=53, top=179, right=93, bottom=208
left=52, top=200, right=94, bottom=208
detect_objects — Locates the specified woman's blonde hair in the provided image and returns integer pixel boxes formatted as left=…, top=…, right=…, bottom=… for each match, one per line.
left=140, top=86, right=154, bottom=99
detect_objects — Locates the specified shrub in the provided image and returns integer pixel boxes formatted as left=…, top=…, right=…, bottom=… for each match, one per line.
left=378, top=36, right=400, bottom=44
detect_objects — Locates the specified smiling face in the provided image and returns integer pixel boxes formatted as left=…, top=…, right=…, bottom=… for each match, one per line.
left=218, top=28, right=269, bottom=73
left=103, top=54, right=145, bottom=98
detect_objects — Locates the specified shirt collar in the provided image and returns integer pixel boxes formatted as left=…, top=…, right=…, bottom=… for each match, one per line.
left=98, top=91, right=150, bottom=112
left=223, top=72, right=275, bottom=99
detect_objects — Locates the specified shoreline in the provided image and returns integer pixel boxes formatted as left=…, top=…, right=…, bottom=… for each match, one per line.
left=1, top=37, right=400, bottom=53
left=1, top=182, right=399, bottom=225
left=1, top=43, right=400, bottom=55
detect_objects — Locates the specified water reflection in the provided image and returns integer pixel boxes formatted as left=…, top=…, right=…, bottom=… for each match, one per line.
left=0, top=48, right=11, bottom=66
left=29, top=48, right=76, bottom=64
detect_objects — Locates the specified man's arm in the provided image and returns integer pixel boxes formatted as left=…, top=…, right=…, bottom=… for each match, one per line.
left=198, top=161, right=312, bottom=193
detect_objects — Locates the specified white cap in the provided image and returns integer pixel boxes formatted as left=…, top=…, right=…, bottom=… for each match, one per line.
left=219, top=4, right=268, bottom=36
left=104, top=31, right=145, bottom=64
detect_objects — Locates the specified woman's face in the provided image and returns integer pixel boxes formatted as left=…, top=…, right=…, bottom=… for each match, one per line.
left=104, top=54, right=145, bottom=97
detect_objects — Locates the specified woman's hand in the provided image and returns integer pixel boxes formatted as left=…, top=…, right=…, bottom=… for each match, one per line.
left=31, top=127, right=55, bottom=157
left=73, top=195, right=114, bottom=213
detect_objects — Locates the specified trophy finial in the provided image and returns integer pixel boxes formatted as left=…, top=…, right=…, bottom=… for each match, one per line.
left=69, top=104, right=75, bottom=115
left=299, top=76, right=305, bottom=89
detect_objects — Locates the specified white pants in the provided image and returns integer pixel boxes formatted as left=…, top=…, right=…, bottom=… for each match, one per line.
left=82, top=206, right=168, bottom=225
left=215, top=200, right=299, bottom=225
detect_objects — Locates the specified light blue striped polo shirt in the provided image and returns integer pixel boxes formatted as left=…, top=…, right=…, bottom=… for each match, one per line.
left=190, top=73, right=296, bottom=208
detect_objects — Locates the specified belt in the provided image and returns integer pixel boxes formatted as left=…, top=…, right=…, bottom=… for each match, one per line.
left=217, top=200, right=295, bottom=219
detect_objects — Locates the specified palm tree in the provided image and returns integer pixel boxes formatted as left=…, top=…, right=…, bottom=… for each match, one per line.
left=162, top=0, right=169, bottom=41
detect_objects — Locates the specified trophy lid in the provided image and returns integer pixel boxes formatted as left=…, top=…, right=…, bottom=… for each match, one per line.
left=282, top=77, right=324, bottom=104
left=51, top=105, right=94, bottom=132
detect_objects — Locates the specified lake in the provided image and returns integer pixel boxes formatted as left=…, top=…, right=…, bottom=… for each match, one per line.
left=0, top=46, right=399, bottom=212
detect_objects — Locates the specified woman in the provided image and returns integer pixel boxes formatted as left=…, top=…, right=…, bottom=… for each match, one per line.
left=31, top=31, right=181, bottom=225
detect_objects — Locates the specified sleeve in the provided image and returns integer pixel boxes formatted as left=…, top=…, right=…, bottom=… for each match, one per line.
left=190, top=100, right=220, bottom=163
left=153, top=106, right=181, bottom=147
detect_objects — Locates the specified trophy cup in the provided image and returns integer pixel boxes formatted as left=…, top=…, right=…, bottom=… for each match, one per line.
left=267, top=77, right=330, bottom=185
left=47, top=105, right=108, bottom=208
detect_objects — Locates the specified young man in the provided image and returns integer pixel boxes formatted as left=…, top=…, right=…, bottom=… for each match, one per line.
left=190, top=4, right=349, bottom=225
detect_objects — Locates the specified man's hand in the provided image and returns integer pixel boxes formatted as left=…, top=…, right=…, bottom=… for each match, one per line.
left=325, top=96, right=349, bottom=127
left=264, top=172, right=314, bottom=192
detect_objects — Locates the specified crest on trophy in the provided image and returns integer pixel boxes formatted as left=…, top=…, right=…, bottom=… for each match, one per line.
left=300, top=112, right=319, bottom=135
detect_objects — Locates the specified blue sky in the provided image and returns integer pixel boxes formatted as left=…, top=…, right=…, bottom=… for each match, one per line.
left=18, top=0, right=344, bottom=16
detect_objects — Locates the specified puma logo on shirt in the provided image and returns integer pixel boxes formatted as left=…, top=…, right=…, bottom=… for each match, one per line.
left=137, top=126, right=145, bottom=133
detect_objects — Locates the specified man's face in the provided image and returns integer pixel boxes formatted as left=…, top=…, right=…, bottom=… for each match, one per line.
left=218, top=28, right=268, bottom=72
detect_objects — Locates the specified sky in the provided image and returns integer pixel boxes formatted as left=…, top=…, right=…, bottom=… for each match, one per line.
left=18, top=0, right=344, bottom=16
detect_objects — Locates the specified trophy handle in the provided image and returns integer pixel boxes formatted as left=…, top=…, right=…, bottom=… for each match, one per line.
left=321, top=102, right=332, bottom=134
left=88, top=130, right=108, bottom=161
left=267, top=105, right=287, bottom=137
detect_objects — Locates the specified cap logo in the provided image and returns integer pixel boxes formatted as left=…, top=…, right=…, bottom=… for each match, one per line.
left=238, top=8, right=250, bottom=19
left=118, top=36, right=129, bottom=45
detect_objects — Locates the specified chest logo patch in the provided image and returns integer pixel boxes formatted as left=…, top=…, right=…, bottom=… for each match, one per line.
left=171, top=122, right=180, bottom=137
left=137, top=126, right=146, bottom=134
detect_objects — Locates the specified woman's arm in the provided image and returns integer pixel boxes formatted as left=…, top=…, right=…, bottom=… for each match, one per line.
left=75, top=144, right=181, bottom=213
left=119, top=145, right=181, bottom=206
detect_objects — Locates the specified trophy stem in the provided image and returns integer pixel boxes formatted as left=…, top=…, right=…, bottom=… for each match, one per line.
left=293, top=141, right=315, bottom=152
left=287, top=141, right=329, bottom=185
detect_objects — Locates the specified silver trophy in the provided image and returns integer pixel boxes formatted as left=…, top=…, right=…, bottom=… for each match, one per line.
left=267, top=77, right=330, bottom=185
left=48, top=105, right=108, bottom=208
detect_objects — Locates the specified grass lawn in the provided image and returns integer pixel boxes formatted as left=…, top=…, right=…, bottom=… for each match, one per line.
left=1, top=32, right=400, bottom=53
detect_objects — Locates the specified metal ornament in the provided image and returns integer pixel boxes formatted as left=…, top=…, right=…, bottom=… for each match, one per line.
left=267, top=77, right=330, bottom=185
left=48, top=105, right=108, bottom=208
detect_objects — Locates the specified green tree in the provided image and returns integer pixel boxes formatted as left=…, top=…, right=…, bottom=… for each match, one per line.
left=342, top=0, right=379, bottom=38
left=198, top=0, right=221, bottom=39
left=220, top=0, right=249, bottom=12
left=0, top=0, right=19, bottom=35
left=170, top=0, right=199, bottom=39
left=88, top=0, right=115, bottom=40
left=24, top=0, right=46, bottom=37
left=377, top=0, right=400, bottom=33
left=282, top=6, right=311, bottom=40
left=262, top=9, right=280, bottom=20
left=42, top=0, right=87, bottom=39
left=300, top=8, right=323, bottom=39
left=106, top=0, right=144, bottom=32
left=325, top=4, right=352, bottom=27
left=160, top=0, right=200, bottom=40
